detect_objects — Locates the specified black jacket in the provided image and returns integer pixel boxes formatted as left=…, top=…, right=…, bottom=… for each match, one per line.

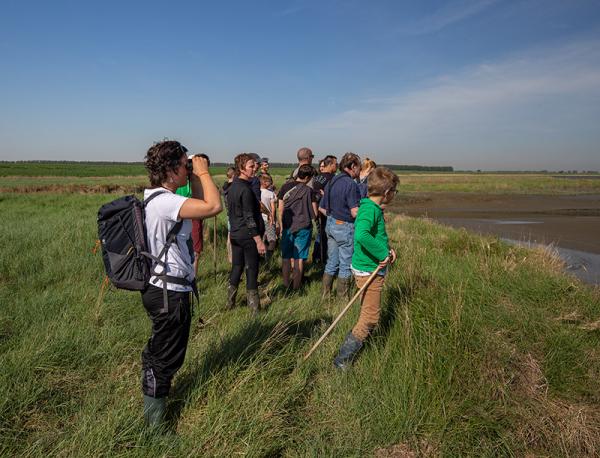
left=226, top=177, right=265, bottom=240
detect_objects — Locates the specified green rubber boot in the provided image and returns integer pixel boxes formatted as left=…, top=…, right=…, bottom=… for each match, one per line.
left=225, top=284, right=238, bottom=310
left=247, top=289, right=261, bottom=316
left=143, top=395, right=166, bottom=428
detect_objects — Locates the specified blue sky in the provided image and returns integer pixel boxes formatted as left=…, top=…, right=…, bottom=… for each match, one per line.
left=1, top=0, right=599, bottom=170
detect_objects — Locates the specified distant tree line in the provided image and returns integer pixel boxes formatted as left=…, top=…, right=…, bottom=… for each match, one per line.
left=379, top=164, right=453, bottom=172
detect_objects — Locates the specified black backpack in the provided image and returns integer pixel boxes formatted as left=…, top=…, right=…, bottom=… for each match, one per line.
left=97, top=191, right=195, bottom=312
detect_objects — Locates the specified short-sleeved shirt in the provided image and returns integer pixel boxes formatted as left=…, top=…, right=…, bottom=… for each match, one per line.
left=143, top=188, right=193, bottom=292
left=260, top=188, right=276, bottom=218
left=277, top=181, right=315, bottom=233
left=175, top=181, right=191, bottom=198
left=319, top=172, right=361, bottom=223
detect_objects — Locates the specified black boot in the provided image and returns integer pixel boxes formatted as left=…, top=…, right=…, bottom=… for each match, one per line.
left=225, top=284, right=238, bottom=310
left=312, top=241, right=321, bottom=264
left=143, top=395, right=166, bottom=428
left=336, top=277, right=352, bottom=299
left=322, top=273, right=334, bottom=299
left=247, top=289, right=260, bottom=315
left=333, top=331, right=363, bottom=370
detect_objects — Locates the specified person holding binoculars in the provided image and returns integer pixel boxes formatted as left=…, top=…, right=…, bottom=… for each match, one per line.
left=141, top=140, right=221, bottom=428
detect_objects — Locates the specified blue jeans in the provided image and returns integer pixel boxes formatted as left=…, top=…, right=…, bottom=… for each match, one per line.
left=324, top=217, right=354, bottom=279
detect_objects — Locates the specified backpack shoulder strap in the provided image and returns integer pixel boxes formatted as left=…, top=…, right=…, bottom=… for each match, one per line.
left=149, top=218, right=186, bottom=313
left=143, top=189, right=168, bottom=207
left=165, top=219, right=184, bottom=243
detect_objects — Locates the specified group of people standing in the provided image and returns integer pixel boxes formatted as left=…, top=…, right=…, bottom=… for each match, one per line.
left=139, top=140, right=398, bottom=428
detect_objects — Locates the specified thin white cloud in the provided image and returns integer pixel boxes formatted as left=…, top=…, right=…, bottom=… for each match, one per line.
left=399, top=0, right=500, bottom=35
left=292, top=39, right=600, bottom=170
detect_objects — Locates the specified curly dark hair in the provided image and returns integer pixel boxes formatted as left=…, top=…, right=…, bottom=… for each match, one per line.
left=144, top=140, right=188, bottom=187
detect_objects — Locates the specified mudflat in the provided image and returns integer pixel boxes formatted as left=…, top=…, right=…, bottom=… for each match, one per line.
left=390, top=193, right=600, bottom=255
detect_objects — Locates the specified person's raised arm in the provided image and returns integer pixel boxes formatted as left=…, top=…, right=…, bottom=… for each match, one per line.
left=179, top=156, right=222, bottom=219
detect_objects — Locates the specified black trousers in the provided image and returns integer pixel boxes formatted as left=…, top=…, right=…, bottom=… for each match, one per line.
left=141, top=285, right=191, bottom=398
left=229, top=237, right=259, bottom=290
left=313, top=213, right=328, bottom=264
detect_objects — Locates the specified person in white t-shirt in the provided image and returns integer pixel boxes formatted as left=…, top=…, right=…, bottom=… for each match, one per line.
left=141, top=140, right=222, bottom=429
left=259, top=174, right=277, bottom=261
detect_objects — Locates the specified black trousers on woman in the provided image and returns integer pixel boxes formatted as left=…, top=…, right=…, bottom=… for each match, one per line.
left=229, top=237, right=259, bottom=290
left=141, top=285, right=191, bottom=398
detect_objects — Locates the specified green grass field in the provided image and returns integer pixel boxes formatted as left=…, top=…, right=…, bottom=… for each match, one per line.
left=1, top=188, right=599, bottom=456
left=2, top=162, right=600, bottom=194
left=398, top=173, right=600, bottom=194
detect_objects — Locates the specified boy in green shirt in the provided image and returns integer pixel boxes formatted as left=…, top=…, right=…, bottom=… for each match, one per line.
left=333, top=167, right=399, bottom=370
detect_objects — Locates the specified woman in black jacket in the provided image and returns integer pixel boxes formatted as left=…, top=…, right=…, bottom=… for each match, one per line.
left=225, top=153, right=266, bottom=313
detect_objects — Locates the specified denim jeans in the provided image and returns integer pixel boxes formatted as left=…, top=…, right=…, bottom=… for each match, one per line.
left=324, top=217, right=355, bottom=279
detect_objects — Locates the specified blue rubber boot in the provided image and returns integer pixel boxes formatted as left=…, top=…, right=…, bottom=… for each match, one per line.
left=333, top=331, right=363, bottom=371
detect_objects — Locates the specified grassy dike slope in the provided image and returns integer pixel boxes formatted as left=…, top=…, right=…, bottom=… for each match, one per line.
left=1, top=192, right=599, bottom=456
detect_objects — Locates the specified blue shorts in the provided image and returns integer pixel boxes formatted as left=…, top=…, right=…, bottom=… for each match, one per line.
left=281, top=227, right=312, bottom=260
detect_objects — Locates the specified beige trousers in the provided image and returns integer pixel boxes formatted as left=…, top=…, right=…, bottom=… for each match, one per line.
left=351, top=274, right=385, bottom=341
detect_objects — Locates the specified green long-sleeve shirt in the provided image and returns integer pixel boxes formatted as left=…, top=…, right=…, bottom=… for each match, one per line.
left=351, top=198, right=389, bottom=272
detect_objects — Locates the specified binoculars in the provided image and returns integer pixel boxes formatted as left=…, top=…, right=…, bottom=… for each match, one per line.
left=186, top=153, right=211, bottom=174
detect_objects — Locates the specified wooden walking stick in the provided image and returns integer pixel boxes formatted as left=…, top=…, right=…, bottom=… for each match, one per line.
left=213, top=215, right=217, bottom=279
left=94, top=275, right=110, bottom=323
left=303, top=265, right=383, bottom=361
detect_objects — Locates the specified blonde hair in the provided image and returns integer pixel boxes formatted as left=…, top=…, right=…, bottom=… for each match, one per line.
left=259, top=174, right=273, bottom=186
left=367, top=167, right=399, bottom=197
left=362, top=157, right=377, bottom=173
